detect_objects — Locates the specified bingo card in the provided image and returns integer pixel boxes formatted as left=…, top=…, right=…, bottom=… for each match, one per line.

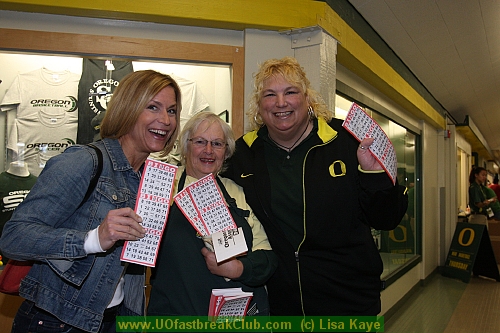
left=174, top=173, right=237, bottom=235
left=342, top=102, right=397, bottom=184
left=120, top=158, right=178, bottom=267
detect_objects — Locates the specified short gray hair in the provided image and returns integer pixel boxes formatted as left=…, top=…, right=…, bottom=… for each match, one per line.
left=178, top=112, right=235, bottom=173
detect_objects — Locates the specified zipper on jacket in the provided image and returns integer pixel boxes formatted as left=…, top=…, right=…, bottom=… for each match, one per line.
left=296, top=132, right=338, bottom=316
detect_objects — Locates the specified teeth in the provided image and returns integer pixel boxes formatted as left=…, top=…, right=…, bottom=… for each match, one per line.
left=275, top=111, right=291, bottom=117
left=150, top=129, right=167, bottom=136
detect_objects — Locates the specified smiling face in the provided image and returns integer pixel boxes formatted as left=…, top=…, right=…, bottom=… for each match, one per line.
left=119, top=86, right=177, bottom=167
left=259, top=75, right=310, bottom=143
left=185, top=120, right=226, bottom=179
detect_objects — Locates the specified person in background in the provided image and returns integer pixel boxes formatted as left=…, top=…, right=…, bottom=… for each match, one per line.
left=469, top=166, right=496, bottom=219
left=0, top=70, right=181, bottom=333
left=148, top=111, right=277, bottom=316
left=484, top=185, right=500, bottom=220
left=222, top=56, right=408, bottom=315
left=489, top=176, right=500, bottom=201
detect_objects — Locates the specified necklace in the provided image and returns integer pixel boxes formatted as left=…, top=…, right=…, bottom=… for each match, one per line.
left=268, top=121, right=310, bottom=159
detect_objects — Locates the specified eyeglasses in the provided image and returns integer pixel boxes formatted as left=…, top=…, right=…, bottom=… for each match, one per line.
left=188, top=138, right=227, bottom=150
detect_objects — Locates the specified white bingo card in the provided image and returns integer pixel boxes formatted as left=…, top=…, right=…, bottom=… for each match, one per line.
left=342, top=102, right=397, bottom=184
left=120, top=158, right=178, bottom=267
left=174, top=173, right=237, bottom=235
left=217, top=296, right=252, bottom=317
left=174, top=188, right=209, bottom=236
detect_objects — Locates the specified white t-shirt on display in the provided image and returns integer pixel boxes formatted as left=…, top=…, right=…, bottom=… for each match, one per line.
left=10, top=110, right=77, bottom=176
left=1, top=68, right=80, bottom=175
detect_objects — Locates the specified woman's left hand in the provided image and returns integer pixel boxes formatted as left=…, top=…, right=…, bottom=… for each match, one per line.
left=357, top=138, right=383, bottom=171
left=201, top=247, right=244, bottom=279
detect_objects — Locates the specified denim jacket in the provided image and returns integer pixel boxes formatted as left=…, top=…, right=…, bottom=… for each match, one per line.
left=0, top=138, right=145, bottom=333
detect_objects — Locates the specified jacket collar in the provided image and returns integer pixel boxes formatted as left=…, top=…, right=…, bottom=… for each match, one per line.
left=242, top=117, right=338, bottom=147
left=317, top=117, right=337, bottom=143
left=102, top=138, right=135, bottom=171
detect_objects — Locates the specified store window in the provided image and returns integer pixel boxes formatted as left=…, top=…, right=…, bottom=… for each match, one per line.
left=0, top=28, right=245, bottom=175
left=335, top=94, right=419, bottom=279
left=0, top=52, right=232, bottom=174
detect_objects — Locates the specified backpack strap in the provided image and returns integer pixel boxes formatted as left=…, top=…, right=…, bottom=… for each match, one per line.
left=78, top=144, right=103, bottom=208
left=215, top=176, right=249, bottom=219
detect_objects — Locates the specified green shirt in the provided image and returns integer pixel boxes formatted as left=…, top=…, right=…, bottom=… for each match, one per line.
left=469, top=182, right=489, bottom=214
left=484, top=186, right=500, bottom=213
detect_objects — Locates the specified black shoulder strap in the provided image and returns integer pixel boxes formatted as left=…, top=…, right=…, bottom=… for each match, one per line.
left=78, top=144, right=103, bottom=208
left=215, top=176, right=249, bottom=218
left=215, top=176, right=234, bottom=206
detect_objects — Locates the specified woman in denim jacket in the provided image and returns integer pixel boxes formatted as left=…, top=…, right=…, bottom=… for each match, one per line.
left=0, top=70, right=181, bottom=333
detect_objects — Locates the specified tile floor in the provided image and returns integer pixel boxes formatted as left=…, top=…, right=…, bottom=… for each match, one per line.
left=384, top=271, right=500, bottom=333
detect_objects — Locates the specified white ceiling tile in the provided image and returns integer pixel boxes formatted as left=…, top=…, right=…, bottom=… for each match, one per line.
left=347, top=0, right=500, bottom=151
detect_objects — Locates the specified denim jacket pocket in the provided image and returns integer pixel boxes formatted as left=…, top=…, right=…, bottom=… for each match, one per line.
left=97, top=179, right=131, bottom=208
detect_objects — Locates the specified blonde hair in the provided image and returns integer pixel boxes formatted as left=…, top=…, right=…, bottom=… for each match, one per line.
left=178, top=112, right=235, bottom=173
left=100, top=70, right=182, bottom=157
left=247, top=56, right=333, bottom=130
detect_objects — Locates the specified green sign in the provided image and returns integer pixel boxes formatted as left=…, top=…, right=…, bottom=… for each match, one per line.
left=442, top=222, right=500, bottom=283
left=116, top=316, right=384, bottom=332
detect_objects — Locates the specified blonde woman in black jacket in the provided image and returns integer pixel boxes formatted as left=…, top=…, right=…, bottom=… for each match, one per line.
left=222, top=57, right=408, bottom=316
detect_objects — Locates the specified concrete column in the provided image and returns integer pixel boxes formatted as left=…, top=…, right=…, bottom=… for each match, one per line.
left=286, top=26, right=338, bottom=115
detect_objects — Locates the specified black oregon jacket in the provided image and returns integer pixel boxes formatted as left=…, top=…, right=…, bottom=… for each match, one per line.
left=222, top=118, right=408, bottom=315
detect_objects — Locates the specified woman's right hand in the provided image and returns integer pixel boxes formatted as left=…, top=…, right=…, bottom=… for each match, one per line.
left=201, top=247, right=244, bottom=279
left=357, top=138, right=383, bottom=171
left=98, top=207, right=145, bottom=250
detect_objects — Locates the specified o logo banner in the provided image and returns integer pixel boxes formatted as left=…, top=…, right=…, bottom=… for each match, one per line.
left=389, top=225, right=407, bottom=243
left=458, top=228, right=475, bottom=247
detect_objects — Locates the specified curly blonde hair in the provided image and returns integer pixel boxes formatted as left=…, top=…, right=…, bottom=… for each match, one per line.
left=247, top=57, right=333, bottom=130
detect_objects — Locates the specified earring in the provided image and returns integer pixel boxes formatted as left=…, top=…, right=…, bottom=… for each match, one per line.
left=254, top=113, right=262, bottom=126
left=308, top=106, right=315, bottom=119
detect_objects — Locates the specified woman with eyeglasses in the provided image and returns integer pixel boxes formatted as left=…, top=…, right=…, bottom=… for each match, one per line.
left=148, top=111, right=277, bottom=316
